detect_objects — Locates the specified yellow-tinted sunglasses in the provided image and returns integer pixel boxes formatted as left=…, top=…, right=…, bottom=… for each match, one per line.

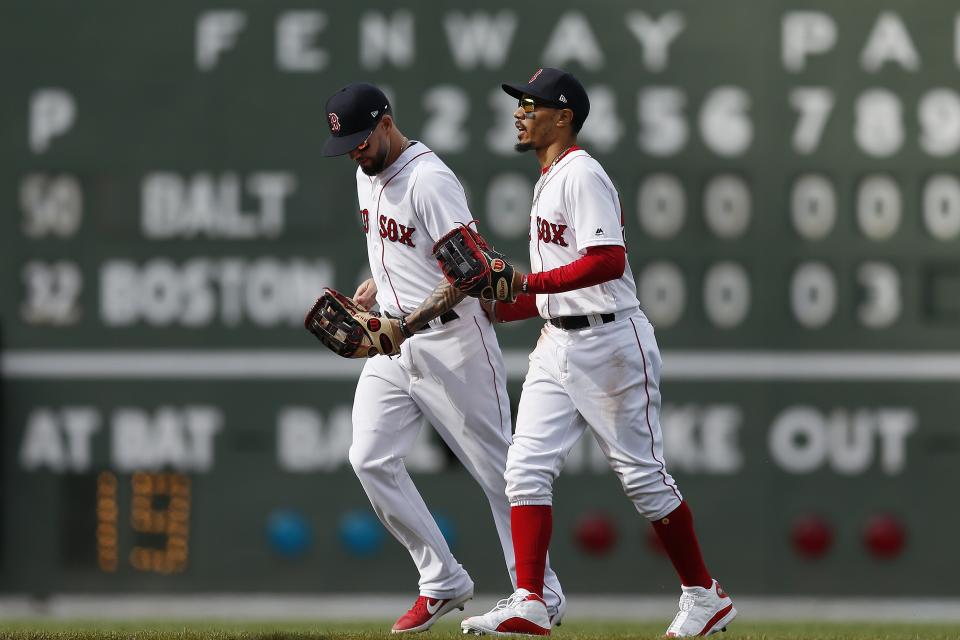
left=519, top=97, right=537, bottom=113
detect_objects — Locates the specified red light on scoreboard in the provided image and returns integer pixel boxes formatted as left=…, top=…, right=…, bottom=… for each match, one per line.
left=863, top=513, right=906, bottom=560
left=573, top=511, right=618, bottom=556
left=790, top=514, right=834, bottom=559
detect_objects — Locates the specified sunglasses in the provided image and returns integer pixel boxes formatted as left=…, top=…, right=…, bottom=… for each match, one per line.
left=354, top=132, right=373, bottom=153
left=518, top=97, right=538, bottom=114
left=518, top=96, right=565, bottom=114
left=354, top=120, right=381, bottom=153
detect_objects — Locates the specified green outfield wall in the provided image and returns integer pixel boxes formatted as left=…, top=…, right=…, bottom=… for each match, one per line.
left=2, top=1, right=958, bottom=596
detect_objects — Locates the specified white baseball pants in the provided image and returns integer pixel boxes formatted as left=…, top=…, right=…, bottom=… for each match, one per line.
left=506, top=312, right=684, bottom=521
left=350, top=310, right=565, bottom=608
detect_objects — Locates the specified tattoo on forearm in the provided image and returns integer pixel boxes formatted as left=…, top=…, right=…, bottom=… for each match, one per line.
left=405, top=280, right=465, bottom=333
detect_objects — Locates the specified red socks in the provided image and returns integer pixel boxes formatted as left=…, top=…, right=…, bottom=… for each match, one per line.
left=651, top=501, right=713, bottom=589
left=511, top=505, right=553, bottom=597
left=512, top=501, right=711, bottom=594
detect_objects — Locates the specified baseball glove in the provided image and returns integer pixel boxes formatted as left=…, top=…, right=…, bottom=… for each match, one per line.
left=432, top=223, right=522, bottom=302
left=304, top=288, right=403, bottom=358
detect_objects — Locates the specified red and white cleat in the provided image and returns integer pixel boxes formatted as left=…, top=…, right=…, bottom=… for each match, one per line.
left=665, top=579, right=737, bottom=637
left=460, top=588, right=551, bottom=636
left=391, top=590, right=473, bottom=634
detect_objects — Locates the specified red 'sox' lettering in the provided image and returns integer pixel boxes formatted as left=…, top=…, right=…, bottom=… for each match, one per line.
left=378, top=214, right=416, bottom=247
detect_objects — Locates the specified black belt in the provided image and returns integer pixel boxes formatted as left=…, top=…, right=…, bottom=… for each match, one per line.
left=549, top=312, right=615, bottom=331
left=387, top=310, right=458, bottom=327
left=437, top=310, right=459, bottom=325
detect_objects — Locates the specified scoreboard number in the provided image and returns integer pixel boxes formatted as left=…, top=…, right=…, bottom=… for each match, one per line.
left=421, top=85, right=469, bottom=153
left=857, top=262, right=901, bottom=329
left=856, top=175, right=902, bottom=241
left=699, top=87, right=753, bottom=157
left=637, top=173, right=686, bottom=238
left=855, top=89, right=904, bottom=157
left=638, top=261, right=686, bottom=328
left=703, top=262, right=751, bottom=329
left=789, top=88, right=835, bottom=154
left=790, top=174, right=837, bottom=240
left=20, top=174, right=83, bottom=238
left=703, top=174, right=751, bottom=239
left=20, top=260, right=82, bottom=325
left=96, top=471, right=192, bottom=575
left=637, top=87, right=688, bottom=156
left=791, top=262, right=838, bottom=329
left=918, top=89, right=960, bottom=157
left=923, top=174, right=960, bottom=241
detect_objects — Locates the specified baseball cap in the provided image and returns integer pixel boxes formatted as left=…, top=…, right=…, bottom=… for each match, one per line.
left=502, top=67, right=590, bottom=131
left=322, top=82, right=391, bottom=157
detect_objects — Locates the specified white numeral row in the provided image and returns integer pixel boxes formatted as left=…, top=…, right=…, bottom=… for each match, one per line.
left=792, top=173, right=960, bottom=241
left=790, top=87, right=959, bottom=157
left=418, top=84, right=754, bottom=157
left=638, top=261, right=901, bottom=330
left=414, top=84, right=960, bottom=158
left=638, top=173, right=752, bottom=240
left=632, top=172, right=960, bottom=241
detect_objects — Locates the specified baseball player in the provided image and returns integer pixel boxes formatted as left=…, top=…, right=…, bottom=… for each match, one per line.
left=441, top=69, right=737, bottom=636
left=320, top=83, right=565, bottom=633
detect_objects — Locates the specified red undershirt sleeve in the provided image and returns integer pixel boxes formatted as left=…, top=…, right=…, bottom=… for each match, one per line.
left=524, top=245, right=625, bottom=295
left=494, top=293, right=538, bottom=323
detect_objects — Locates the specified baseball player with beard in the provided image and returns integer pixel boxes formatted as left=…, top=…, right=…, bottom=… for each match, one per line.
left=319, top=82, right=565, bottom=633
left=435, top=69, right=737, bottom=637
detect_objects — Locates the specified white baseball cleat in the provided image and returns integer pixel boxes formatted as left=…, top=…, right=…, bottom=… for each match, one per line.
left=460, top=588, right=551, bottom=636
left=665, top=579, right=737, bottom=637
left=546, top=597, right=566, bottom=627
left=391, top=589, right=473, bottom=633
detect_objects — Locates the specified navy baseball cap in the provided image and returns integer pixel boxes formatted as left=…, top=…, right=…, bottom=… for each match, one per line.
left=322, top=82, right=391, bottom=157
left=502, top=67, right=590, bottom=130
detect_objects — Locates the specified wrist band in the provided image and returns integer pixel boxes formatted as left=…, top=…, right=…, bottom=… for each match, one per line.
left=398, top=316, right=415, bottom=338
left=521, top=274, right=529, bottom=294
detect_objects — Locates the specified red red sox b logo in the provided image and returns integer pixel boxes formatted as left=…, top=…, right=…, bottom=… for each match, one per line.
left=536, top=216, right=569, bottom=247
left=328, top=112, right=341, bottom=133
left=379, top=214, right=416, bottom=247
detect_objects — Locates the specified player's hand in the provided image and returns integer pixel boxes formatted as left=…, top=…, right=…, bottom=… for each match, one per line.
left=353, top=278, right=377, bottom=309
left=433, top=223, right=523, bottom=302
left=305, top=288, right=403, bottom=358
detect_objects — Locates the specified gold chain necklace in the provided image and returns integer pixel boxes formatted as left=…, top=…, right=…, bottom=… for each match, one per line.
left=532, top=145, right=574, bottom=206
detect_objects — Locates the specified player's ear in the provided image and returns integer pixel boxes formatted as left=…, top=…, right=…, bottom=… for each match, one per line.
left=556, top=108, right=574, bottom=130
left=380, top=115, right=394, bottom=132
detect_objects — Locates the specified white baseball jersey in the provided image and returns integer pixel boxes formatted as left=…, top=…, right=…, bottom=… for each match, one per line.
left=347, top=140, right=565, bottom=608
left=355, top=141, right=479, bottom=317
left=506, top=147, right=682, bottom=523
left=528, top=147, right=640, bottom=318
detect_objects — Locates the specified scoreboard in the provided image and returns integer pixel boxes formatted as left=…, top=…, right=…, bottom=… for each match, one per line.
left=2, top=1, right=959, bottom=596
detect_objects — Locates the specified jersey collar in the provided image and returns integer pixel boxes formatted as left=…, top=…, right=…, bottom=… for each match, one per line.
left=374, top=140, right=423, bottom=184
left=541, top=145, right=581, bottom=175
